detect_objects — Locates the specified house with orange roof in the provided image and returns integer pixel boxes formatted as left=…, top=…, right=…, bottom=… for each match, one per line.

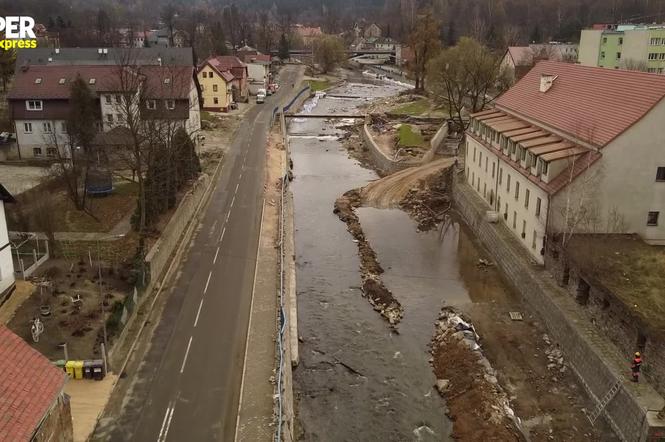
left=197, top=56, right=248, bottom=109
left=464, top=61, right=665, bottom=263
left=0, top=325, right=73, bottom=441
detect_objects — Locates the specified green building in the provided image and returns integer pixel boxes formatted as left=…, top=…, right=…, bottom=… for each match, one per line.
left=579, top=24, right=665, bottom=74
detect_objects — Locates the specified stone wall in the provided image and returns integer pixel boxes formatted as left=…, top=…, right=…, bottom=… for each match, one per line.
left=144, top=174, right=210, bottom=286
left=452, top=174, right=665, bottom=442
left=546, top=244, right=665, bottom=398
left=33, top=391, right=74, bottom=442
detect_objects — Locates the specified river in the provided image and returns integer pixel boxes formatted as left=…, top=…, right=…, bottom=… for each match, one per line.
left=290, top=80, right=479, bottom=441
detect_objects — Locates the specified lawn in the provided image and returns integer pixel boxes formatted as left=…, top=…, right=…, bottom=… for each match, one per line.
left=308, top=79, right=331, bottom=92
left=397, top=124, right=426, bottom=147
left=567, top=234, right=665, bottom=329
left=392, top=99, right=431, bottom=116
left=52, top=181, right=138, bottom=233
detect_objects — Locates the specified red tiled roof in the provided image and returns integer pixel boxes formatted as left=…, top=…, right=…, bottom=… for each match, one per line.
left=0, top=325, right=66, bottom=442
left=496, top=60, right=665, bottom=147
left=8, top=65, right=193, bottom=100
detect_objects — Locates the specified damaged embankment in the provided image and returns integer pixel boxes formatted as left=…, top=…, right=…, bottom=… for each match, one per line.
left=431, top=308, right=525, bottom=442
left=333, top=189, right=403, bottom=326
left=333, top=160, right=455, bottom=327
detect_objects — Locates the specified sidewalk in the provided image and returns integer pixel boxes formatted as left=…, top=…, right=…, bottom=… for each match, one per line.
left=235, top=129, right=284, bottom=441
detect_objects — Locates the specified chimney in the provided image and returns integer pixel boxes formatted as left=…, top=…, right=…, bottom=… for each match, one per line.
left=540, top=74, right=558, bottom=93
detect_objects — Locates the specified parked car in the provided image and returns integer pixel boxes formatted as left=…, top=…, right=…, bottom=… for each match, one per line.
left=0, top=132, right=15, bottom=144
left=256, top=92, right=266, bottom=104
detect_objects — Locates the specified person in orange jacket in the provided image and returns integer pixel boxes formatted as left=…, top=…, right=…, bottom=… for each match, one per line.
left=631, top=352, right=642, bottom=382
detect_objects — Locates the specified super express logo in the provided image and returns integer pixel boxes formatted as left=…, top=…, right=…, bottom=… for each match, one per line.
left=1, top=16, right=37, bottom=50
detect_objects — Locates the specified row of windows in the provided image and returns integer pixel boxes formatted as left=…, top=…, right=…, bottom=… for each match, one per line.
left=650, top=38, right=665, bottom=45
left=23, top=121, right=102, bottom=134
left=203, top=97, right=222, bottom=105
left=470, top=121, right=550, bottom=180
left=32, top=147, right=58, bottom=157
left=647, top=67, right=665, bottom=74
left=648, top=53, right=665, bottom=60
left=468, top=171, right=543, bottom=251
left=601, top=37, right=624, bottom=45
left=600, top=51, right=621, bottom=60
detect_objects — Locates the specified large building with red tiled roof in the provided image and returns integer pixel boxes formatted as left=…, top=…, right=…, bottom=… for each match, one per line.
left=0, top=325, right=73, bottom=442
left=465, top=61, right=665, bottom=263
left=7, top=62, right=201, bottom=159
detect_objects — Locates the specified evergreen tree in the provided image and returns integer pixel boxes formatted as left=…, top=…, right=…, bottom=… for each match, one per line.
left=278, top=33, right=290, bottom=61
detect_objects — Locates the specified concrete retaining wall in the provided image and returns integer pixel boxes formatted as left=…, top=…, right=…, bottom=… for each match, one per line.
left=452, top=175, right=665, bottom=442
left=362, top=123, right=420, bottom=174
left=421, top=122, right=448, bottom=163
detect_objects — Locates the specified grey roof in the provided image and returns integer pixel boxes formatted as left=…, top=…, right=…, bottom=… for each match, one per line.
left=16, top=47, right=194, bottom=67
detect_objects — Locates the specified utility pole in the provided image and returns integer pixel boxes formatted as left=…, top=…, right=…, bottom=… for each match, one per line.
left=96, top=242, right=108, bottom=368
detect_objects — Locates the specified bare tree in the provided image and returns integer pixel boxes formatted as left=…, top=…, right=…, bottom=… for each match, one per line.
left=427, top=37, right=506, bottom=130
left=621, top=58, right=650, bottom=72
left=407, top=10, right=441, bottom=91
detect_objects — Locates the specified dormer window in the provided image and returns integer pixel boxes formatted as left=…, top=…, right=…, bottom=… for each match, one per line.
left=164, top=78, right=171, bottom=84
left=59, top=78, right=66, bottom=84
left=26, top=100, right=43, bottom=111
left=89, top=78, right=96, bottom=84
left=541, top=160, right=549, bottom=175
left=35, top=78, right=42, bottom=84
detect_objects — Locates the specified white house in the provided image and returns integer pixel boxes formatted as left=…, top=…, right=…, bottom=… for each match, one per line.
left=465, top=61, right=665, bottom=263
left=8, top=64, right=201, bottom=159
left=0, top=184, right=16, bottom=301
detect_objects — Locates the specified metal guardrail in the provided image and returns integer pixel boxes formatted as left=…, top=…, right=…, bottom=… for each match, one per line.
left=275, top=172, right=288, bottom=442
left=273, top=83, right=312, bottom=441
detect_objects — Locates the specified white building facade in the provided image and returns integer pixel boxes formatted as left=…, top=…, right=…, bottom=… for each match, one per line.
left=0, top=185, right=16, bottom=300
left=465, top=61, right=665, bottom=263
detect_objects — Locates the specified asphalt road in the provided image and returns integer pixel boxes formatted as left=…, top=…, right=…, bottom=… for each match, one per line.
left=106, top=65, right=301, bottom=442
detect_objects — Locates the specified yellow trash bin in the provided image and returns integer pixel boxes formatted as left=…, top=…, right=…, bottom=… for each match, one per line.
left=72, top=360, right=84, bottom=380
left=65, top=360, right=76, bottom=378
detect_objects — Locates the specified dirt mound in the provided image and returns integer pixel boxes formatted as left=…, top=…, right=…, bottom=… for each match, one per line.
left=431, top=308, right=524, bottom=441
left=334, top=189, right=403, bottom=326
left=399, top=168, right=452, bottom=231
left=361, top=158, right=454, bottom=209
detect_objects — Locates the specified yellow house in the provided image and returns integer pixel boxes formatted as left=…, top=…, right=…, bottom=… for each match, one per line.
left=197, top=60, right=234, bottom=112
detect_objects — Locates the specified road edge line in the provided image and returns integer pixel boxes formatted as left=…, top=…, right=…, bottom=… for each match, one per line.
left=233, top=197, right=266, bottom=442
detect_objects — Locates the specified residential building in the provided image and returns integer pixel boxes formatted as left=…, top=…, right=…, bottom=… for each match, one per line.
left=0, top=184, right=16, bottom=302
left=501, top=43, right=578, bottom=83
left=198, top=56, right=249, bottom=104
left=197, top=60, right=234, bottom=111
left=16, top=47, right=194, bottom=67
left=465, top=61, right=665, bottom=263
left=237, top=46, right=272, bottom=95
left=579, top=23, right=665, bottom=74
left=292, top=24, right=323, bottom=48
left=0, top=325, right=73, bottom=442
left=7, top=64, right=201, bottom=159
left=363, top=23, right=382, bottom=39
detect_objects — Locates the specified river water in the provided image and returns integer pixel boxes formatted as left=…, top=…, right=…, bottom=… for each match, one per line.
left=290, top=81, right=475, bottom=441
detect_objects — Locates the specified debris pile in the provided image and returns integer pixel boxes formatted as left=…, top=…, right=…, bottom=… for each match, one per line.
left=543, top=334, right=567, bottom=377
left=399, top=169, right=452, bottom=231
left=431, top=307, right=524, bottom=441
left=334, top=189, right=403, bottom=326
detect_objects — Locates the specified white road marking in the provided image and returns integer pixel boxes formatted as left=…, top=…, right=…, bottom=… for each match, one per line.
left=239, top=172, right=243, bottom=179
left=219, top=226, right=226, bottom=242
left=235, top=183, right=240, bottom=194
left=158, top=401, right=175, bottom=442
left=180, top=336, right=193, bottom=374
left=213, top=246, right=220, bottom=264
left=194, top=299, right=204, bottom=327
left=230, top=195, right=236, bottom=208
left=204, top=271, right=212, bottom=293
